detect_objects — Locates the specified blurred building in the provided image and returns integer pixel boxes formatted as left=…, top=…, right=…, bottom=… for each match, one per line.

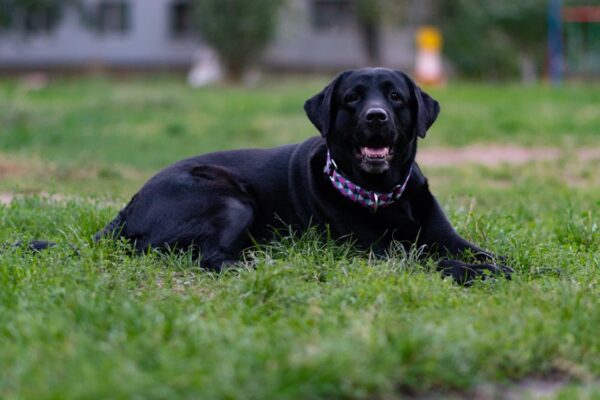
left=267, top=0, right=416, bottom=71
left=0, top=0, right=420, bottom=73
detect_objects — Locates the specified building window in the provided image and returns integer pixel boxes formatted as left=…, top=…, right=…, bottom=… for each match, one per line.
left=4, top=6, right=59, bottom=35
left=97, top=1, right=130, bottom=34
left=170, top=0, right=194, bottom=37
left=311, top=0, right=354, bottom=31
left=23, top=7, right=58, bottom=34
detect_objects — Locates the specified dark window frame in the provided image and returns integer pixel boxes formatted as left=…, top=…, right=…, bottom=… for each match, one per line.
left=23, top=7, right=57, bottom=34
left=6, top=6, right=60, bottom=36
left=169, top=0, right=194, bottom=38
left=96, top=0, right=131, bottom=35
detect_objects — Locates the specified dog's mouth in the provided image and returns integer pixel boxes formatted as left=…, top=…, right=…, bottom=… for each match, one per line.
left=355, top=146, right=394, bottom=173
left=360, top=146, right=391, bottom=159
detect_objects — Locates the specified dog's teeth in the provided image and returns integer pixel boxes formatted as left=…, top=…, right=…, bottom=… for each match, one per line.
left=362, top=147, right=389, bottom=158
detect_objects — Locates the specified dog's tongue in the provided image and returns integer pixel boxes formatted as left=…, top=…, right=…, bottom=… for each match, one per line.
left=361, top=147, right=389, bottom=158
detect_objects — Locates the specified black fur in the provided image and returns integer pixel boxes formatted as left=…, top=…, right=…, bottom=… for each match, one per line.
left=42, top=68, right=514, bottom=284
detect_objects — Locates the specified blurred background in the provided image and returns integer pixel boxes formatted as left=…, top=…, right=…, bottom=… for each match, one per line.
left=0, top=0, right=598, bottom=82
left=0, top=0, right=599, bottom=201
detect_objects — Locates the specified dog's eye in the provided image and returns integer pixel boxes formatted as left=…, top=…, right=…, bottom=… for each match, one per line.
left=389, top=92, right=402, bottom=103
left=345, top=93, right=359, bottom=103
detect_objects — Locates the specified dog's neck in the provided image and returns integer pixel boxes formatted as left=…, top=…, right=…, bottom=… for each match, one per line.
left=327, top=141, right=416, bottom=193
left=357, top=151, right=415, bottom=192
left=324, top=150, right=413, bottom=212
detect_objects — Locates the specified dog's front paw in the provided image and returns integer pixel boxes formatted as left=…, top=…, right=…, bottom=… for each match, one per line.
left=438, top=259, right=513, bottom=286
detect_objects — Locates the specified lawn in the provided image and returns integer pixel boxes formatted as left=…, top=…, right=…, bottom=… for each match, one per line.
left=0, top=77, right=599, bottom=399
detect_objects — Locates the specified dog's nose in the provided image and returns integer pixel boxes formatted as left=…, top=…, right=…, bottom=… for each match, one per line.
left=365, top=108, right=388, bottom=123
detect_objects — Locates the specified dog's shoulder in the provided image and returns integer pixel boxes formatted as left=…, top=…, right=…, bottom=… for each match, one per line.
left=404, top=161, right=434, bottom=202
left=406, top=162, right=427, bottom=186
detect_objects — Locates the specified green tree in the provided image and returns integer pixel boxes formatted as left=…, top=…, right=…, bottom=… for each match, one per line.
left=436, top=0, right=547, bottom=80
left=191, top=0, right=284, bottom=82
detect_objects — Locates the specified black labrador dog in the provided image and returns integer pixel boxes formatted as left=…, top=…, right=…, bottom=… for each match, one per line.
left=84, top=68, right=512, bottom=284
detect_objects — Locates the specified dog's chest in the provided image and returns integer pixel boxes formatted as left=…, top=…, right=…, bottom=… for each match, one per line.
left=325, top=200, right=421, bottom=250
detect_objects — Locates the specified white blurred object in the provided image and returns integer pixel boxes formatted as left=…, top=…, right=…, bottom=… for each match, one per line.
left=187, top=49, right=223, bottom=87
left=415, top=51, right=443, bottom=83
left=415, top=26, right=445, bottom=85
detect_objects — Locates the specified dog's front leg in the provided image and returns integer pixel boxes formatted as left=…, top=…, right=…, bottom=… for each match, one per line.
left=414, top=190, right=513, bottom=285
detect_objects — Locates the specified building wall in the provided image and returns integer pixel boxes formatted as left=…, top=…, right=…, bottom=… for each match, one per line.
left=266, top=0, right=414, bottom=70
left=0, top=0, right=198, bottom=68
left=0, top=0, right=416, bottom=71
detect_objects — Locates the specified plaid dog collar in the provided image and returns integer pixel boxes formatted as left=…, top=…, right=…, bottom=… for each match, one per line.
left=323, top=151, right=412, bottom=213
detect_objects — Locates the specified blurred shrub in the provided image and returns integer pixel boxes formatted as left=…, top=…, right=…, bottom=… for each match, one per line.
left=191, top=0, right=283, bottom=81
left=435, top=0, right=547, bottom=80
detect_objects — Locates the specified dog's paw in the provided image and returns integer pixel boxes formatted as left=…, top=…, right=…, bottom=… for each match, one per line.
left=438, top=259, right=513, bottom=286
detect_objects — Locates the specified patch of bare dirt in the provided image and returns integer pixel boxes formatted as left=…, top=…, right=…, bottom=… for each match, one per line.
left=579, top=148, right=600, bottom=162
left=0, top=193, right=14, bottom=205
left=0, top=153, right=147, bottom=182
left=418, top=145, right=600, bottom=167
left=0, top=157, right=31, bottom=179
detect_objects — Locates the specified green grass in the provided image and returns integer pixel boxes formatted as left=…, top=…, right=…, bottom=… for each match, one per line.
left=0, top=77, right=599, bottom=399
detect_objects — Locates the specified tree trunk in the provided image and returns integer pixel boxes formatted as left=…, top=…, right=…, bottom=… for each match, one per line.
left=360, top=21, right=381, bottom=65
left=223, top=59, right=246, bottom=83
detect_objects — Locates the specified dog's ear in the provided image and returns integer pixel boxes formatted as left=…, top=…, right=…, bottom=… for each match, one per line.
left=304, top=71, right=350, bottom=137
left=399, top=72, right=440, bottom=138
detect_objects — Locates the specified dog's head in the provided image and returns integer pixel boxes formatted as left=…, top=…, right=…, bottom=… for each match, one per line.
left=305, top=68, right=439, bottom=180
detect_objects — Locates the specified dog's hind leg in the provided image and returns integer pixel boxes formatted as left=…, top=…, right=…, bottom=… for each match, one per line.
left=199, top=197, right=255, bottom=271
left=96, top=164, right=257, bottom=270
